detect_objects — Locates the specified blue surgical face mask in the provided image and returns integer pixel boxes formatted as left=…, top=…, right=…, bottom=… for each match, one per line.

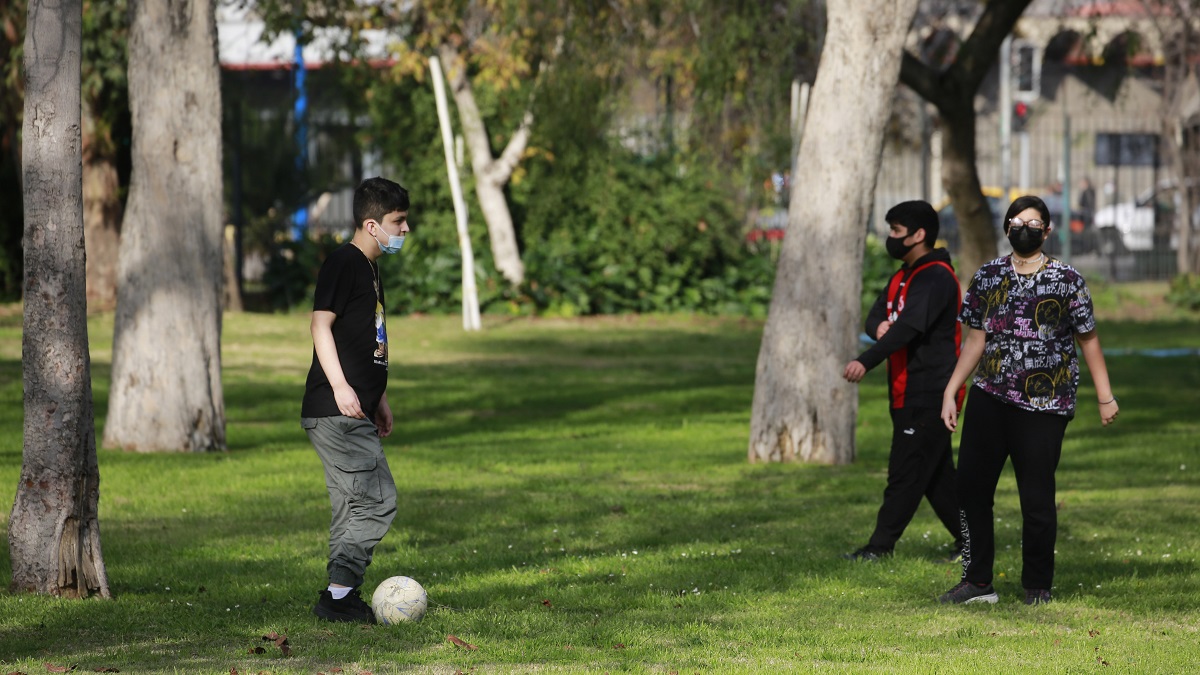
left=372, top=225, right=405, bottom=255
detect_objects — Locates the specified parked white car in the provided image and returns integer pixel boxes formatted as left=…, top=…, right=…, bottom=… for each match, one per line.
left=1093, top=181, right=1196, bottom=252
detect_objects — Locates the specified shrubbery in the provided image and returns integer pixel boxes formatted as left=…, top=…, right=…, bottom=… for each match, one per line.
left=1167, top=273, right=1200, bottom=311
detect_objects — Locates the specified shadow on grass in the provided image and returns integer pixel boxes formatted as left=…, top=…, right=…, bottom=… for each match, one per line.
left=2, top=318, right=1199, bottom=668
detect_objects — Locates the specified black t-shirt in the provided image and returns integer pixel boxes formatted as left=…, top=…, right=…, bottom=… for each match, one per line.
left=301, top=243, right=389, bottom=420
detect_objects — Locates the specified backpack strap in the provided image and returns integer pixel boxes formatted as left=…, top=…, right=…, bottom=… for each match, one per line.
left=885, top=260, right=965, bottom=410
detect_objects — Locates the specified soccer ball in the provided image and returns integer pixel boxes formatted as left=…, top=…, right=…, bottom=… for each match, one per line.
left=371, top=575, right=428, bottom=624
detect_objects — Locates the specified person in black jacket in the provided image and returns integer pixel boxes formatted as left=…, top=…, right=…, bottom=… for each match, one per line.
left=841, top=200, right=964, bottom=562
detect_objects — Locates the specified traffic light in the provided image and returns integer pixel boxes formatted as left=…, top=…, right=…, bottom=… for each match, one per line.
left=1012, top=101, right=1030, bottom=133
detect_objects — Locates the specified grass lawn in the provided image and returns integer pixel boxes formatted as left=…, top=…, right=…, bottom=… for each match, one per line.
left=0, top=286, right=1197, bottom=674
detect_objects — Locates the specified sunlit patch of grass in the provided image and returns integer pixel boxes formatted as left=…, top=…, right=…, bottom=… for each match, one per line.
left=0, top=307, right=1197, bottom=673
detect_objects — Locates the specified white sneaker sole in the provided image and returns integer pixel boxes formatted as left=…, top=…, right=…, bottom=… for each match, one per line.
left=963, top=592, right=999, bottom=604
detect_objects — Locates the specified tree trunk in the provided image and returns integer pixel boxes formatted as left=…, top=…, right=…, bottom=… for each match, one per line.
left=940, top=100, right=996, bottom=277
left=900, top=1, right=1033, bottom=279
left=748, top=0, right=920, bottom=465
left=438, top=44, right=527, bottom=286
left=104, top=0, right=226, bottom=452
left=83, top=107, right=123, bottom=312
left=12, top=0, right=111, bottom=598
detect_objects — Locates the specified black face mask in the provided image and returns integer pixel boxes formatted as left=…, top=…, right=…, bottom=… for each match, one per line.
left=885, top=235, right=917, bottom=260
left=1007, top=226, right=1045, bottom=256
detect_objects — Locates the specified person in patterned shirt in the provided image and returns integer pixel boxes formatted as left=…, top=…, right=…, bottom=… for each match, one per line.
left=936, top=195, right=1119, bottom=607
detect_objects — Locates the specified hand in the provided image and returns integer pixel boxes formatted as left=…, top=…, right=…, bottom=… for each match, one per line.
left=375, top=398, right=394, bottom=438
left=875, top=320, right=893, bottom=340
left=842, top=360, right=867, bottom=383
left=940, top=392, right=959, bottom=432
left=1099, top=398, right=1119, bottom=426
left=333, top=384, right=365, bottom=419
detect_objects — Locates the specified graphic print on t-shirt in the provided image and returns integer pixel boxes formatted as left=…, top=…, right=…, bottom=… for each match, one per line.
left=372, top=276, right=388, bottom=366
left=959, top=257, right=1096, bottom=415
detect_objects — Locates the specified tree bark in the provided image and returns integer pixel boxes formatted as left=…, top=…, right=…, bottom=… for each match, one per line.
left=83, top=106, right=123, bottom=312
left=104, top=0, right=226, bottom=452
left=938, top=96, right=994, bottom=276
left=12, top=0, right=111, bottom=598
left=438, top=43, right=528, bottom=286
left=748, top=0, right=920, bottom=465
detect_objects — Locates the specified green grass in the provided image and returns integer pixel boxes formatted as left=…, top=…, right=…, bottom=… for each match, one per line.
left=0, top=298, right=1198, bottom=673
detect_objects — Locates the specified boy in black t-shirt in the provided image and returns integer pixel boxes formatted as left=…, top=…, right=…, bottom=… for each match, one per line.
left=840, top=200, right=965, bottom=563
left=301, top=177, right=410, bottom=623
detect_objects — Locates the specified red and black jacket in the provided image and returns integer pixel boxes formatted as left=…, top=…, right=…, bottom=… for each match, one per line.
left=856, top=248, right=964, bottom=410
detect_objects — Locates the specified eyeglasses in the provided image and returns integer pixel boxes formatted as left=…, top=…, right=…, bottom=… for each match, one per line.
left=1008, top=217, right=1046, bottom=231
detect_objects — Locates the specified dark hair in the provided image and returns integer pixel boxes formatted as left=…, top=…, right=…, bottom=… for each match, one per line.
left=353, top=177, right=410, bottom=229
left=1003, top=195, right=1051, bottom=231
left=884, top=200, right=939, bottom=244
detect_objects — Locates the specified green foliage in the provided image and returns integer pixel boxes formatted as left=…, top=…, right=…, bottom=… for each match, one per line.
left=1167, top=273, right=1200, bottom=311
left=2, top=311, right=1200, bottom=672
left=0, top=0, right=131, bottom=301
left=262, top=233, right=345, bottom=312
left=81, top=0, right=129, bottom=150
left=516, top=149, right=775, bottom=316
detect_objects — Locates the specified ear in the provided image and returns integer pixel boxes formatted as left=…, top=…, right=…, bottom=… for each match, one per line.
left=909, top=227, right=928, bottom=244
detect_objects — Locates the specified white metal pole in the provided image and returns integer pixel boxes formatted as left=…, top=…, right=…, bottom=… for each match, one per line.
left=1000, top=35, right=1013, bottom=200
left=429, top=55, right=482, bottom=332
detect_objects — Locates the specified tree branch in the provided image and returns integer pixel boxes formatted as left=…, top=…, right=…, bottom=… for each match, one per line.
left=899, top=50, right=946, bottom=108
left=954, top=0, right=1034, bottom=92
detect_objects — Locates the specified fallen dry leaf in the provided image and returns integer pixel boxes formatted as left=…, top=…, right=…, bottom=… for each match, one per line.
left=248, top=647, right=265, bottom=655
left=541, top=599, right=552, bottom=607
left=447, top=635, right=478, bottom=650
left=613, top=643, right=626, bottom=650
left=44, top=665, right=74, bottom=674
left=261, top=633, right=291, bottom=657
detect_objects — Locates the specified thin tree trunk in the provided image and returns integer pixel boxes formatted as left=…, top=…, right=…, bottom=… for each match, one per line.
left=748, top=0, right=920, bottom=464
left=940, top=103, right=996, bottom=276
left=83, top=107, right=123, bottom=312
left=105, top=0, right=226, bottom=452
left=12, top=0, right=111, bottom=598
left=900, top=0, right=1033, bottom=279
left=438, top=44, right=528, bottom=286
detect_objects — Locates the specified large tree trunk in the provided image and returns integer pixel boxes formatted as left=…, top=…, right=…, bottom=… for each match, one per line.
left=939, top=100, right=996, bottom=277
left=748, top=0, right=919, bottom=464
left=83, top=107, right=123, bottom=312
left=438, top=44, right=528, bottom=286
left=12, top=0, right=111, bottom=598
left=104, top=0, right=226, bottom=452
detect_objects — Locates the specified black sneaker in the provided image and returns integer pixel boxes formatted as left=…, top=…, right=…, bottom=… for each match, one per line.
left=1024, top=588, right=1052, bottom=605
left=841, top=546, right=892, bottom=562
left=938, top=580, right=999, bottom=604
left=313, top=588, right=377, bottom=623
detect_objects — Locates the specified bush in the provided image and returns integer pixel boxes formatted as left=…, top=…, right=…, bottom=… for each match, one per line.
left=1167, top=273, right=1200, bottom=311
left=261, top=234, right=345, bottom=312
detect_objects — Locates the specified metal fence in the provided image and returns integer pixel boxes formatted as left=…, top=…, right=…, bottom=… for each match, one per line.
left=873, top=113, right=1187, bottom=282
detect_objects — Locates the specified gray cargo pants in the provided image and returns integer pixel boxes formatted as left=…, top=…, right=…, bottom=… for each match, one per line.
left=302, top=415, right=398, bottom=588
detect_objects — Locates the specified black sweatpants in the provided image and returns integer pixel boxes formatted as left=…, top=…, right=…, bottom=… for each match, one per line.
left=956, top=388, right=1070, bottom=590
left=866, top=406, right=962, bottom=552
